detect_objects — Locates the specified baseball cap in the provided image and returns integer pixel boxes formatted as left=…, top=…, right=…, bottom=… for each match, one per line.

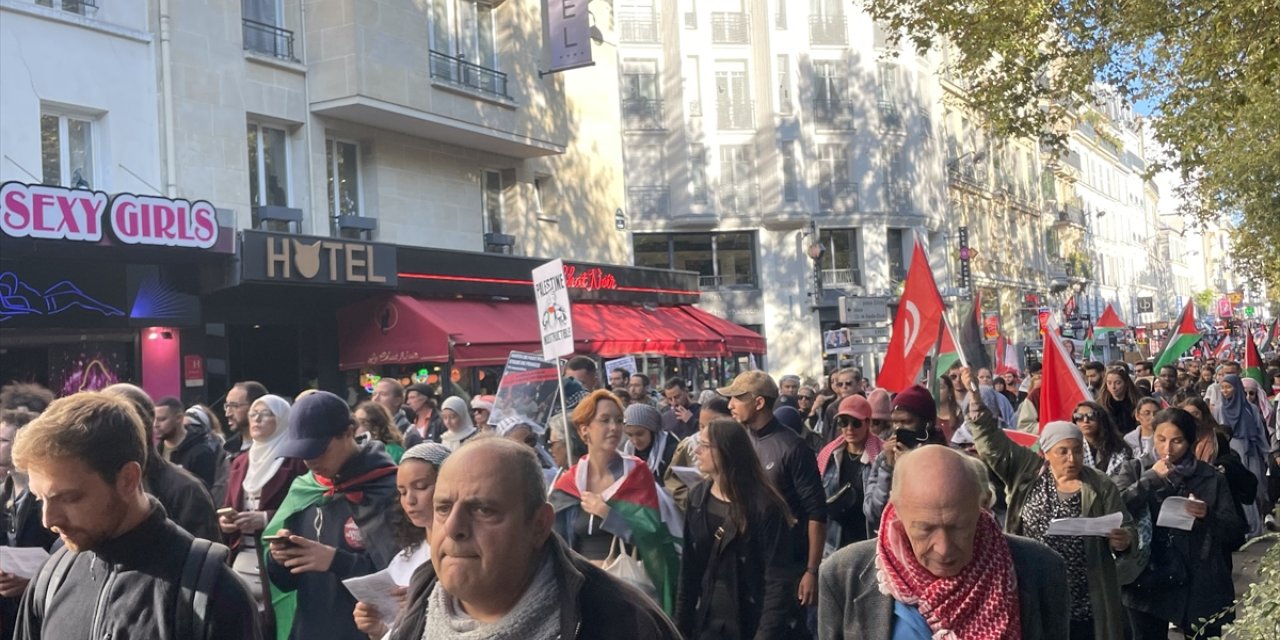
left=716, top=371, right=779, bottom=399
left=835, top=394, right=873, bottom=421
left=276, top=391, right=353, bottom=460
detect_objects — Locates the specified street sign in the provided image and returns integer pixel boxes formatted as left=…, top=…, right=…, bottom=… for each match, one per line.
left=958, top=226, right=972, bottom=290
left=847, top=326, right=891, bottom=340
left=1137, top=297, right=1154, bottom=313
left=838, top=296, right=890, bottom=325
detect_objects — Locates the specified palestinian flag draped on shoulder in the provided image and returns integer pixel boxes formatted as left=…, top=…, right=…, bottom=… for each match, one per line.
left=549, top=455, right=682, bottom=615
left=1154, top=300, right=1201, bottom=371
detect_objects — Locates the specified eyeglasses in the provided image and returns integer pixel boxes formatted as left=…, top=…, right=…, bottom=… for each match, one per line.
left=470, top=408, right=486, bottom=414
left=833, top=381, right=854, bottom=388
left=798, top=395, right=815, bottom=401
left=1072, top=413, right=1097, bottom=423
left=224, top=402, right=246, bottom=411
left=248, top=411, right=275, bottom=421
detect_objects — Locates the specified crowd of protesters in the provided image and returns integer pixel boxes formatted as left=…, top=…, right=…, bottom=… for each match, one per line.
left=0, top=348, right=1276, bottom=639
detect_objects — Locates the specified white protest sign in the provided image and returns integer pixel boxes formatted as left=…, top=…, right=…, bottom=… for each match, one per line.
left=533, top=259, right=575, bottom=359
left=604, top=355, right=638, bottom=378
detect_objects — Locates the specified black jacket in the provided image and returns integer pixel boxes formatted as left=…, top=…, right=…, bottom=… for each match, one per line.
left=1114, top=453, right=1246, bottom=628
left=676, top=481, right=805, bottom=640
left=390, top=532, right=680, bottom=640
left=748, top=419, right=827, bottom=567
left=1, top=481, right=59, bottom=640
left=14, top=500, right=259, bottom=640
left=266, top=444, right=398, bottom=640
left=160, top=425, right=220, bottom=490
left=145, top=451, right=220, bottom=541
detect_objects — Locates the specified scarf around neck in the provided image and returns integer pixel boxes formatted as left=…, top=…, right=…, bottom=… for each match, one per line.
left=875, top=502, right=1021, bottom=640
left=243, top=394, right=294, bottom=499
left=423, top=552, right=560, bottom=640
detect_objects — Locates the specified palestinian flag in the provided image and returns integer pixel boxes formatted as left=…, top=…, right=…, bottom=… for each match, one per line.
left=935, top=316, right=961, bottom=378
left=550, top=456, right=681, bottom=615
left=1212, top=337, right=1233, bottom=361
left=958, top=293, right=992, bottom=371
left=1154, top=300, right=1201, bottom=371
left=1264, top=318, right=1279, bottom=352
left=1244, top=333, right=1266, bottom=387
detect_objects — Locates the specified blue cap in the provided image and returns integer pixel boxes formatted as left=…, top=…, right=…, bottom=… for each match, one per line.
left=276, top=391, right=352, bottom=460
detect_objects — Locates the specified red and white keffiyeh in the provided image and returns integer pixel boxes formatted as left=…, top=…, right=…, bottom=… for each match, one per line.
left=875, top=502, right=1021, bottom=640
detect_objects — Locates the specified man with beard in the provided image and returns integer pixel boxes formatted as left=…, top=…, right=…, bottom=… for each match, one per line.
left=154, top=396, right=219, bottom=490
left=12, top=393, right=259, bottom=639
left=224, top=380, right=267, bottom=456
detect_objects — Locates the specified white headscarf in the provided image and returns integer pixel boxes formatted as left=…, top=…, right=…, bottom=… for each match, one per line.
left=242, top=394, right=293, bottom=499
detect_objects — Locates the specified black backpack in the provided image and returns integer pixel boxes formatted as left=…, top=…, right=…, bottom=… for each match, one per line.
left=31, top=537, right=229, bottom=639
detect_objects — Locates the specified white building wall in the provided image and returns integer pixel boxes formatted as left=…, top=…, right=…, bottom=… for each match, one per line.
left=0, top=1, right=161, bottom=195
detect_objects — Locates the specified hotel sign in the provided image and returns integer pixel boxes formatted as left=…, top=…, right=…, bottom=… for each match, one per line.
left=240, top=231, right=397, bottom=287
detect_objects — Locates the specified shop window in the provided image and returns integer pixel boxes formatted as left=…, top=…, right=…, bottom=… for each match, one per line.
left=633, top=233, right=672, bottom=270
left=326, top=138, right=364, bottom=236
left=36, top=0, right=95, bottom=16
left=40, top=110, right=94, bottom=189
left=781, top=140, right=798, bottom=202
left=630, top=232, right=758, bottom=290
left=818, top=228, right=862, bottom=287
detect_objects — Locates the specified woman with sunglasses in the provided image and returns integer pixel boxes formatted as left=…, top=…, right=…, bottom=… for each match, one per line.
left=220, top=394, right=309, bottom=620
left=1115, top=408, right=1245, bottom=638
left=549, top=389, right=682, bottom=613
left=817, top=395, right=882, bottom=553
left=1071, top=401, right=1134, bottom=477
left=1098, top=366, right=1143, bottom=435
left=676, top=418, right=801, bottom=639
left=353, top=401, right=406, bottom=463
left=965, top=367, right=1135, bottom=640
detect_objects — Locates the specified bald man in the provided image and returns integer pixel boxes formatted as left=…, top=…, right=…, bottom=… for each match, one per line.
left=817, top=445, right=1069, bottom=640
left=388, top=438, right=679, bottom=640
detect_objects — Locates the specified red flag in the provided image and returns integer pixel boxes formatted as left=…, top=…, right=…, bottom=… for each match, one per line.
left=1212, top=337, right=1232, bottom=361
left=1064, top=294, right=1077, bottom=318
left=1095, top=304, right=1125, bottom=330
left=878, top=238, right=944, bottom=393
left=995, top=332, right=1020, bottom=375
left=1040, top=322, right=1091, bottom=430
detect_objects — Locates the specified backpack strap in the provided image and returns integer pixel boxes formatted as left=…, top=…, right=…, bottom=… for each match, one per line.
left=179, top=538, right=231, bottom=640
left=33, top=546, right=75, bottom=621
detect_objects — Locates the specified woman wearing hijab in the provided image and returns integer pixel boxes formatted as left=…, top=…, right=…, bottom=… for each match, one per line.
left=1071, top=400, right=1134, bottom=477
left=967, top=367, right=1135, bottom=640
left=436, top=395, right=477, bottom=451
left=1215, top=374, right=1270, bottom=516
left=220, top=394, right=309, bottom=617
left=676, top=418, right=803, bottom=639
left=621, top=403, right=677, bottom=481
left=1098, top=365, right=1142, bottom=434
left=1116, top=408, right=1246, bottom=638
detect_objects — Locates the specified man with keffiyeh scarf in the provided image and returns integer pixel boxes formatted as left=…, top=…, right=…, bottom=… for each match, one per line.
left=817, top=445, right=1069, bottom=639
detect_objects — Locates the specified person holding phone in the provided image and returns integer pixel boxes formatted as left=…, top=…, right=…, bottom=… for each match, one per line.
left=864, top=385, right=947, bottom=532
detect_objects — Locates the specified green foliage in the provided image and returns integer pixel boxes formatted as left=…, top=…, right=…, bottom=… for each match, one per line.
left=1193, top=288, right=1217, bottom=313
left=1192, top=534, right=1280, bottom=639
left=859, top=0, right=1280, bottom=297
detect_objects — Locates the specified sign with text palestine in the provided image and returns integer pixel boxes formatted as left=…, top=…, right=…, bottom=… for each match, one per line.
left=533, top=259, right=575, bottom=359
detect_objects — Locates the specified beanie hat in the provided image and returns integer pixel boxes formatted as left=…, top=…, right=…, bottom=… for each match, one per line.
left=623, top=403, right=663, bottom=433
left=891, top=385, right=936, bottom=425
left=867, top=388, right=892, bottom=420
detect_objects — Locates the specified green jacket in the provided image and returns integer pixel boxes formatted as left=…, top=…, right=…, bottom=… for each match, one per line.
left=969, top=405, right=1135, bottom=640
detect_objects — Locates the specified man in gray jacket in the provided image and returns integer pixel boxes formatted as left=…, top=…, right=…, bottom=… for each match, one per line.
left=818, top=445, right=1069, bottom=640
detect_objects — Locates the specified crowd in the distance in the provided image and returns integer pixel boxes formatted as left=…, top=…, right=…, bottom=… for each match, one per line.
left=0, top=351, right=1276, bottom=639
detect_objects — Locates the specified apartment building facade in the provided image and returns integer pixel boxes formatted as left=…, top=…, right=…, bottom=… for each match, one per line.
left=615, top=0, right=949, bottom=379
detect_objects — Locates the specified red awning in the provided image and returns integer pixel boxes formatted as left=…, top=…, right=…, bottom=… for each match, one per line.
left=680, top=305, right=767, bottom=354
left=339, top=296, right=740, bottom=369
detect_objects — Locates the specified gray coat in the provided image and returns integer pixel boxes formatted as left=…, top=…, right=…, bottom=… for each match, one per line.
left=817, top=535, right=1070, bottom=640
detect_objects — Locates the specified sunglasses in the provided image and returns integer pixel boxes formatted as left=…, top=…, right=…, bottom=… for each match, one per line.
left=470, top=408, right=487, bottom=413
left=833, top=381, right=854, bottom=388
left=1072, top=413, right=1097, bottom=423
left=836, top=417, right=867, bottom=429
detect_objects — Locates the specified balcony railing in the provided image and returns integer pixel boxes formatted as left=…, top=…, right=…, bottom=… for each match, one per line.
left=947, top=163, right=987, bottom=189
left=717, top=100, right=755, bottom=130
left=619, top=12, right=661, bottom=43
left=1056, top=201, right=1087, bottom=227
left=822, top=268, right=862, bottom=288
left=812, top=98, right=854, bottom=129
left=243, top=19, right=295, bottom=61
left=621, top=98, right=665, bottom=130
left=684, top=11, right=697, bottom=29
left=809, top=14, right=847, bottom=45
left=429, top=50, right=510, bottom=99
left=711, top=12, right=750, bottom=44
left=699, top=273, right=758, bottom=289
left=718, top=184, right=760, bottom=213
left=627, top=186, right=669, bottom=220
left=878, top=101, right=902, bottom=130
left=818, top=181, right=857, bottom=211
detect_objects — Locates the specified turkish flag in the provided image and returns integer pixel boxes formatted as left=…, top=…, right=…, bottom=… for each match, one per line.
left=1040, top=321, right=1091, bottom=430
left=878, top=238, right=944, bottom=393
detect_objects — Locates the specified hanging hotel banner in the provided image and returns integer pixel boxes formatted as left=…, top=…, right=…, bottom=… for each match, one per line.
left=544, top=0, right=594, bottom=73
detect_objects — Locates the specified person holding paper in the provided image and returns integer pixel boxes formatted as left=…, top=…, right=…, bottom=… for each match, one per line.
left=964, top=367, right=1135, bottom=640
left=0, top=408, right=58, bottom=640
left=1114, top=407, right=1245, bottom=639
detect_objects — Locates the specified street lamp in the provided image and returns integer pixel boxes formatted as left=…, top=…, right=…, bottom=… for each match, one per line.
left=803, top=222, right=826, bottom=310
left=946, top=148, right=988, bottom=171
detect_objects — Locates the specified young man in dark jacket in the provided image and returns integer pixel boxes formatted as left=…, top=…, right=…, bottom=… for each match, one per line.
left=154, top=396, right=219, bottom=490
left=266, top=391, right=398, bottom=640
left=389, top=438, right=679, bottom=640
left=12, top=392, right=259, bottom=640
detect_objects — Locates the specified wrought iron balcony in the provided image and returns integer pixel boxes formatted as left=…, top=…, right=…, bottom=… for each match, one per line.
left=822, top=268, right=862, bottom=288
left=711, top=12, right=750, bottom=44
left=818, top=181, right=857, bottom=211
left=716, top=100, right=755, bottom=130
left=718, top=184, right=760, bottom=213
left=878, top=100, right=902, bottom=130
left=627, top=186, right=669, bottom=220
left=621, top=98, right=665, bottom=130
left=429, top=50, right=510, bottom=99
left=243, top=19, right=295, bottom=61
left=1056, top=201, right=1087, bottom=227
left=619, top=12, right=661, bottom=43
left=809, top=14, right=847, bottom=45
left=946, top=163, right=987, bottom=189
left=812, top=99, right=854, bottom=129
